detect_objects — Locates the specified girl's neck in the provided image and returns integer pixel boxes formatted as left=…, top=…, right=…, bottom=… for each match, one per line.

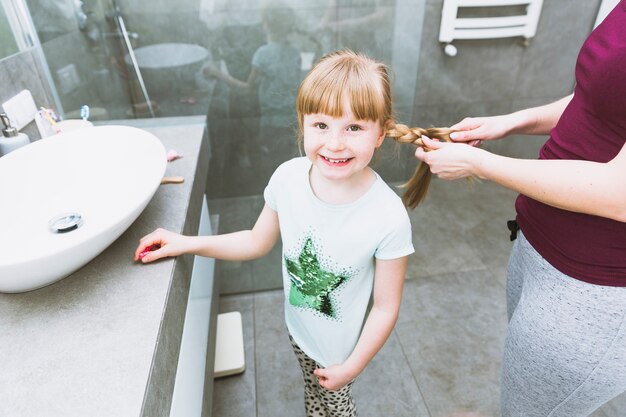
left=308, top=165, right=377, bottom=205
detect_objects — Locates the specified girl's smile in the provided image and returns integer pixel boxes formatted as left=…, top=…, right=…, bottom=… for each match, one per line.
left=320, top=156, right=352, bottom=166
left=303, top=105, right=384, bottom=183
left=302, top=103, right=386, bottom=204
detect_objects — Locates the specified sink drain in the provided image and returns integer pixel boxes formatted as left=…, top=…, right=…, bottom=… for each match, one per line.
left=49, top=213, right=83, bottom=233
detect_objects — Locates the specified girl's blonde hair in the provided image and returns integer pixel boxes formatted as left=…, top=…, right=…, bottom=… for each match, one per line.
left=296, top=50, right=453, bottom=209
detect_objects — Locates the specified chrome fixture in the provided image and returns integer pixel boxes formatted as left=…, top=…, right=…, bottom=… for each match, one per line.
left=102, top=31, right=139, bottom=39
left=49, top=213, right=83, bottom=233
left=109, top=0, right=155, bottom=117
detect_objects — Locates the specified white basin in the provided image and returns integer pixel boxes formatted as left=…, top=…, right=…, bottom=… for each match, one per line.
left=0, top=125, right=166, bottom=293
left=127, top=43, right=210, bottom=97
left=133, top=43, right=209, bottom=69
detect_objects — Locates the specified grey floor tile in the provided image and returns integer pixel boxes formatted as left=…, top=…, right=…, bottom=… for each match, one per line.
left=445, top=182, right=518, bottom=289
left=405, top=193, right=488, bottom=280
left=212, top=294, right=257, bottom=417
left=396, top=273, right=507, bottom=417
left=405, top=178, right=517, bottom=288
left=253, top=290, right=305, bottom=417
left=252, top=290, right=290, bottom=354
left=355, top=331, right=430, bottom=417
left=398, top=270, right=506, bottom=324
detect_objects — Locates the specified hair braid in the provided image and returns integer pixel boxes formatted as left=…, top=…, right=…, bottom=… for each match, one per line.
left=386, top=124, right=454, bottom=209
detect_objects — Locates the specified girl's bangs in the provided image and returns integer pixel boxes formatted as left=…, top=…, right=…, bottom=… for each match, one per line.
left=298, top=62, right=386, bottom=123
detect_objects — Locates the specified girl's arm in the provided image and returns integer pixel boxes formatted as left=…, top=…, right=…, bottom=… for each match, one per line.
left=449, top=94, right=573, bottom=142
left=134, top=204, right=280, bottom=262
left=314, top=256, right=407, bottom=390
left=204, top=64, right=262, bottom=94
left=417, top=137, right=626, bottom=223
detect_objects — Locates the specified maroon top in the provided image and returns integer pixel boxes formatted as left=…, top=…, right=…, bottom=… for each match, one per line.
left=515, top=0, right=626, bottom=286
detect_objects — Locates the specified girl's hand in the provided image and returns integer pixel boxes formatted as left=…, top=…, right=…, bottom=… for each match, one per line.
left=415, top=136, right=486, bottom=180
left=313, top=364, right=355, bottom=391
left=134, top=228, right=188, bottom=263
left=449, top=114, right=518, bottom=144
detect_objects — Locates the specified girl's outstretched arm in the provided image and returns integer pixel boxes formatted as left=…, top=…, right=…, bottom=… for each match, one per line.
left=314, top=256, right=407, bottom=390
left=134, top=204, right=280, bottom=263
left=416, top=137, right=626, bottom=223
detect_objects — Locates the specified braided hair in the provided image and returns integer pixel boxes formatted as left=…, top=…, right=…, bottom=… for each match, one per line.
left=386, top=125, right=454, bottom=208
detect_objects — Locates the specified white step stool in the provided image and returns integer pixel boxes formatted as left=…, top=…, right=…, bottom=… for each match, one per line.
left=214, top=311, right=245, bottom=378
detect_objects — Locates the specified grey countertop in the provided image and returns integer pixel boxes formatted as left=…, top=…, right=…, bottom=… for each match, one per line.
left=0, top=116, right=210, bottom=417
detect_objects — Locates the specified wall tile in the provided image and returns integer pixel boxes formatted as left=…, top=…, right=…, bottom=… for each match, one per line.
left=415, top=1, right=526, bottom=105
left=513, top=0, right=601, bottom=99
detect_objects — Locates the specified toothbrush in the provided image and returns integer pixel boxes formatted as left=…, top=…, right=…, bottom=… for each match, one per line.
left=40, top=107, right=60, bottom=133
left=80, top=105, right=90, bottom=121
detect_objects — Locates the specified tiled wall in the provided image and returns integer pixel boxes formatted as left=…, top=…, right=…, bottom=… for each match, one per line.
left=0, top=50, right=55, bottom=140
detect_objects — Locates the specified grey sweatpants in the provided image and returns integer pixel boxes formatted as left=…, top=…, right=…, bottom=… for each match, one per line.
left=503, top=232, right=626, bottom=417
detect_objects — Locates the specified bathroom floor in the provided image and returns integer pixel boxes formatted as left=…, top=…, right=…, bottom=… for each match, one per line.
left=210, top=178, right=626, bottom=417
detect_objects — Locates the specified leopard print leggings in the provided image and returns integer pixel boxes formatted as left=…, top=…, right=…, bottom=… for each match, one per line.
left=289, top=335, right=357, bottom=417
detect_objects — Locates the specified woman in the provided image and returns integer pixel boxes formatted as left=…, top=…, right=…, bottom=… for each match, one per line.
left=415, top=2, right=626, bottom=416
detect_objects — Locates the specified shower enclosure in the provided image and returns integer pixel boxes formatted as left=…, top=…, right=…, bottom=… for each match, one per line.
left=25, top=0, right=191, bottom=119
left=15, top=0, right=424, bottom=293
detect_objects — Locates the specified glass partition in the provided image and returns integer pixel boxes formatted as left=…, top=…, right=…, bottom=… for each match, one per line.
left=0, top=7, right=19, bottom=58
left=24, top=0, right=424, bottom=293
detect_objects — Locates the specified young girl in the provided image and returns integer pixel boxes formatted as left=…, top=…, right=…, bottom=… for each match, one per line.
left=135, top=50, right=420, bottom=416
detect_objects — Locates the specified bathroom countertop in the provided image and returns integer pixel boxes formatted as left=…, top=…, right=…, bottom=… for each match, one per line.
left=0, top=116, right=211, bottom=417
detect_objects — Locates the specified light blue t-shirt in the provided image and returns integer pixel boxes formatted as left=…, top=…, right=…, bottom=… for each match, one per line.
left=251, top=42, right=301, bottom=127
left=264, top=157, right=414, bottom=366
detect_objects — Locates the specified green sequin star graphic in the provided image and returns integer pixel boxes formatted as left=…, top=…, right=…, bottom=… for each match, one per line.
left=285, top=238, right=349, bottom=319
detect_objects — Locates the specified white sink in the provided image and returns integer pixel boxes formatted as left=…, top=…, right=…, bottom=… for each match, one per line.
left=0, top=125, right=166, bottom=293
left=128, top=43, right=210, bottom=97
left=132, top=43, right=209, bottom=69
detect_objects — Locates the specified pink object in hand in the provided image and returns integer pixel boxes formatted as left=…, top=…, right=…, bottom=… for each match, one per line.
left=139, top=244, right=161, bottom=259
left=166, top=149, right=182, bottom=162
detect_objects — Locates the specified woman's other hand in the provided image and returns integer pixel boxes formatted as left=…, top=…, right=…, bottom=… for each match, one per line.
left=415, top=136, right=486, bottom=180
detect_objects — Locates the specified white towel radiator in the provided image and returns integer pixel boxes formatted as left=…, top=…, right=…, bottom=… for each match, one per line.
left=438, top=0, right=544, bottom=56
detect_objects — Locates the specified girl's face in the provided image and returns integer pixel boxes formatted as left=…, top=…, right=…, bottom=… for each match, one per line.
left=303, top=103, right=385, bottom=184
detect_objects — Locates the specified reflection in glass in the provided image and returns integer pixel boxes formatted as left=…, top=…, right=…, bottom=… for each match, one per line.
left=206, top=4, right=309, bottom=198
left=27, top=0, right=80, bottom=43
left=21, top=0, right=415, bottom=293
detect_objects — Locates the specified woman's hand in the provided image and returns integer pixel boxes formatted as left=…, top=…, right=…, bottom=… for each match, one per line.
left=313, top=364, right=355, bottom=391
left=415, top=136, right=486, bottom=180
left=449, top=114, right=520, bottom=144
left=134, top=228, right=189, bottom=263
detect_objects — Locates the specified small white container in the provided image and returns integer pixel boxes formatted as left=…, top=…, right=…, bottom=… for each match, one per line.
left=0, top=113, right=30, bottom=157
